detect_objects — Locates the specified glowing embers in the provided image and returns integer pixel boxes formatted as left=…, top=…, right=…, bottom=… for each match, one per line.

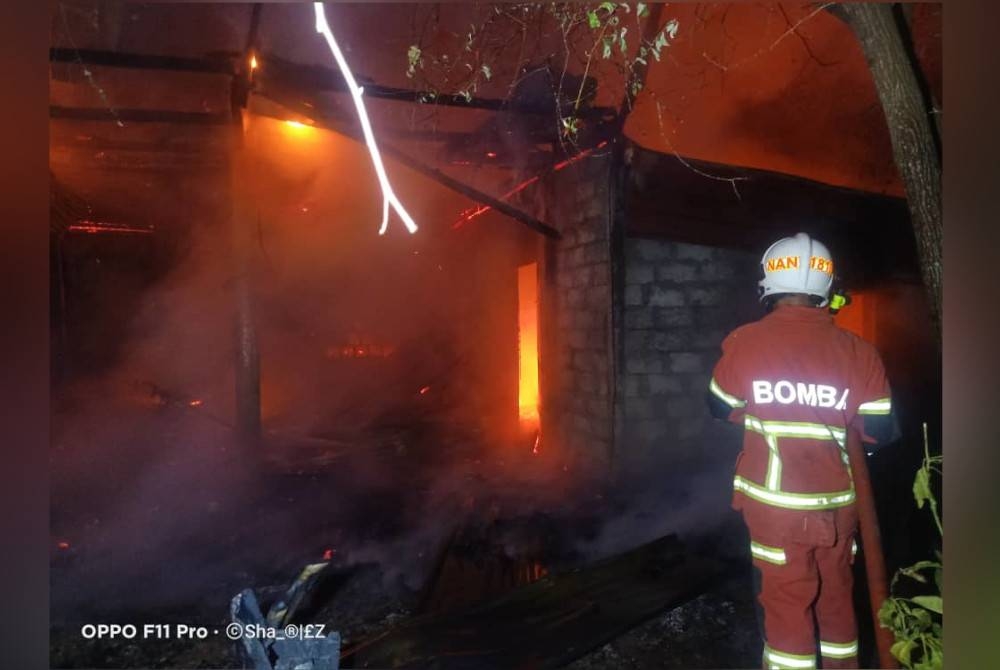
left=325, top=338, right=394, bottom=360
left=452, top=140, right=609, bottom=230
left=68, top=219, right=154, bottom=235
left=518, top=263, right=540, bottom=427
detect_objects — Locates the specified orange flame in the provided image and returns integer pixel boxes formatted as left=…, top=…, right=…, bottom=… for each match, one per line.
left=518, top=263, right=540, bottom=427
left=250, top=54, right=258, bottom=71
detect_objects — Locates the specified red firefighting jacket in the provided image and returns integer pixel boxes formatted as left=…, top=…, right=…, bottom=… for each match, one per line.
left=709, top=305, right=892, bottom=512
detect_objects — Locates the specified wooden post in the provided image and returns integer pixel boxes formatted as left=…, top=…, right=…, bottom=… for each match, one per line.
left=231, top=4, right=263, bottom=451
left=231, top=149, right=261, bottom=449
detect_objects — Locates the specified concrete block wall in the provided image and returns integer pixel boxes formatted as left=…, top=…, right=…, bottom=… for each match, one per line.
left=620, top=238, right=762, bottom=473
left=526, top=152, right=615, bottom=472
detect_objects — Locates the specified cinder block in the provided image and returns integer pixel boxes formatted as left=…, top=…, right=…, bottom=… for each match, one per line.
left=687, top=287, right=723, bottom=307
left=626, top=356, right=664, bottom=374
left=655, top=308, right=695, bottom=328
left=626, top=264, right=655, bottom=285
left=586, top=286, right=610, bottom=309
left=568, top=329, right=588, bottom=349
left=625, top=308, right=653, bottom=330
left=674, top=243, right=715, bottom=262
left=649, top=374, right=684, bottom=395
left=626, top=397, right=657, bottom=419
left=584, top=241, right=609, bottom=265
left=572, top=266, right=592, bottom=287
left=635, top=419, right=669, bottom=441
left=698, top=262, right=737, bottom=281
left=625, top=375, right=646, bottom=397
left=666, top=396, right=702, bottom=418
left=656, top=263, right=698, bottom=283
left=669, top=352, right=703, bottom=373
left=651, top=330, right=688, bottom=351
left=625, top=284, right=643, bottom=306
left=635, top=240, right=673, bottom=262
left=577, top=228, right=600, bottom=245
left=649, top=286, right=685, bottom=307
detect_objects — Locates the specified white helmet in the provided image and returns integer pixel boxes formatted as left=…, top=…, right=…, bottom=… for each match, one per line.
left=758, top=232, right=835, bottom=307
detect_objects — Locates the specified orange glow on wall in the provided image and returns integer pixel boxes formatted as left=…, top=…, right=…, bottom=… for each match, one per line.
left=518, top=263, right=540, bottom=426
left=834, top=292, right=874, bottom=342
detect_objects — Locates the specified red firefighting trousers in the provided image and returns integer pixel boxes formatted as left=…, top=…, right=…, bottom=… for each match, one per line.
left=742, top=502, right=860, bottom=669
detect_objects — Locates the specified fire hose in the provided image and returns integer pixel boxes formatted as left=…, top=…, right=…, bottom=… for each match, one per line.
left=845, top=428, right=898, bottom=669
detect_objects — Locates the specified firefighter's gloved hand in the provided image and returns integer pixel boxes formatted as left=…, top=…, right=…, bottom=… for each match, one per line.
left=862, top=412, right=902, bottom=453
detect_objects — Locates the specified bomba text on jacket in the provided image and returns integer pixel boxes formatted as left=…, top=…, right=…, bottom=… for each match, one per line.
left=752, top=380, right=849, bottom=410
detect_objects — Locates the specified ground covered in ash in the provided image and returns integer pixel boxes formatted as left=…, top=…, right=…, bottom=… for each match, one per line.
left=50, top=379, right=765, bottom=669
left=566, top=578, right=761, bottom=670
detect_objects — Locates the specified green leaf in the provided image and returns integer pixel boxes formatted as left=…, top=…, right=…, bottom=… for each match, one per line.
left=619, top=27, right=628, bottom=54
left=913, top=467, right=932, bottom=509
left=891, top=639, right=916, bottom=665
left=481, top=64, right=491, bottom=81
left=587, top=10, right=600, bottom=29
left=911, top=595, right=943, bottom=614
left=637, top=2, right=648, bottom=17
left=599, top=1, right=616, bottom=14
left=665, top=18, right=680, bottom=38
left=407, top=45, right=422, bottom=68
left=602, top=37, right=612, bottom=59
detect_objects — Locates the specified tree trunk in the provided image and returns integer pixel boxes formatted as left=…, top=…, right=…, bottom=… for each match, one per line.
left=841, top=3, right=942, bottom=339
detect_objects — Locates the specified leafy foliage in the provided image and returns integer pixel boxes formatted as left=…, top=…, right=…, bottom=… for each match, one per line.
left=878, top=424, right=943, bottom=670
left=402, top=3, right=678, bottom=146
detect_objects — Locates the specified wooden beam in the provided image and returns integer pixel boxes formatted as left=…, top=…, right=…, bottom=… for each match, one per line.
left=49, top=47, right=233, bottom=75
left=251, top=88, right=563, bottom=239
left=374, top=139, right=563, bottom=240
left=262, top=52, right=616, bottom=119
left=346, top=534, right=723, bottom=669
left=49, top=105, right=230, bottom=126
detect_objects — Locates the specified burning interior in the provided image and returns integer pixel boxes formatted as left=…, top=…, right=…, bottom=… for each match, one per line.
left=50, top=3, right=941, bottom=669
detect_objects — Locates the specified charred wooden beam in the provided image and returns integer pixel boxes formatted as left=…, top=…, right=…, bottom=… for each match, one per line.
left=262, top=52, right=615, bottom=119
left=251, top=89, right=563, bottom=239
left=374, top=140, right=563, bottom=240
left=346, top=534, right=723, bottom=669
left=49, top=105, right=230, bottom=126
left=49, top=47, right=234, bottom=75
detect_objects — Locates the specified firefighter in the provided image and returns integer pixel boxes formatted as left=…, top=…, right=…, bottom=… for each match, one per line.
left=707, top=232, right=898, bottom=670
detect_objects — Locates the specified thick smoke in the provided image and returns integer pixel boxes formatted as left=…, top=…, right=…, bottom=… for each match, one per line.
left=50, top=116, right=579, bottom=621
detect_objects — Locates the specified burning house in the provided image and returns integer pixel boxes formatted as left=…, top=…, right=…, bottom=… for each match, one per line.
left=50, top=3, right=941, bottom=669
